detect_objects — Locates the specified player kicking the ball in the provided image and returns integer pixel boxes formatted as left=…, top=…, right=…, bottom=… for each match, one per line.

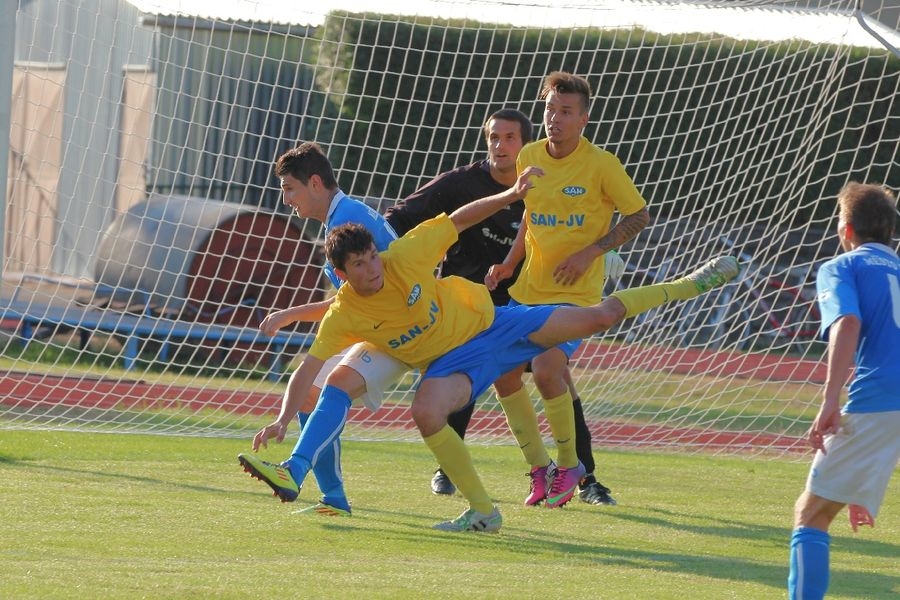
left=239, top=165, right=739, bottom=532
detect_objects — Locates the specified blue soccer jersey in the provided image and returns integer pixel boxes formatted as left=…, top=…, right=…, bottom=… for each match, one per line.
left=816, top=242, right=900, bottom=413
left=323, top=191, right=398, bottom=288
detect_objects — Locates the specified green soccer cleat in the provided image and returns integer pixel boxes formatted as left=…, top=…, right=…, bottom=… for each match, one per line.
left=432, top=506, right=502, bottom=533
left=683, top=255, right=740, bottom=294
left=238, top=453, right=299, bottom=502
left=293, top=502, right=352, bottom=517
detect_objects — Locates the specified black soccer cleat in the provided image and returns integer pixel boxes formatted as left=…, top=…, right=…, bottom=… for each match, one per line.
left=430, top=468, right=456, bottom=496
left=578, top=481, right=617, bottom=506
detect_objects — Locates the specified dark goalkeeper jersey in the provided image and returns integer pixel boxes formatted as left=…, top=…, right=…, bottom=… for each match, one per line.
left=384, top=160, right=523, bottom=306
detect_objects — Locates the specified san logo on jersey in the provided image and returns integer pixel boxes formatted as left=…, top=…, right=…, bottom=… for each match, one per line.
left=562, top=185, right=586, bottom=197
left=407, top=284, right=422, bottom=306
left=388, top=299, right=439, bottom=349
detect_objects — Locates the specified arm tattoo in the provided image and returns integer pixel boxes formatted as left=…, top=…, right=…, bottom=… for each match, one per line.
left=595, top=207, right=650, bottom=253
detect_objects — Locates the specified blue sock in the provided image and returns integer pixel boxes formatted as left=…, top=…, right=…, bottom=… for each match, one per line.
left=788, top=526, right=830, bottom=600
left=296, top=411, right=343, bottom=502
left=286, top=385, right=351, bottom=508
left=317, top=438, right=351, bottom=512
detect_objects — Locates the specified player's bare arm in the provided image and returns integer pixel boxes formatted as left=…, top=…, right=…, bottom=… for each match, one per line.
left=449, top=166, right=543, bottom=233
left=252, top=355, right=326, bottom=451
left=485, top=218, right=527, bottom=290
left=259, top=298, right=336, bottom=336
left=808, top=314, right=860, bottom=452
left=553, top=207, right=650, bottom=285
left=594, top=207, right=650, bottom=254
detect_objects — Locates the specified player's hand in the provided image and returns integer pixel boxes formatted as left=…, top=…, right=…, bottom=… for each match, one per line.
left=513, top=166, right=544, bottom=197
left=259, top=310, right=290, bottom=336
left=553, top=249, right=594, bottom=286
left=485, top=263, right=515, bottom=290
left=252, top=421, right=288, bottom=452
left=848, top=504, right=875, bottom=532
left=807, top=397, right=841, bottom=453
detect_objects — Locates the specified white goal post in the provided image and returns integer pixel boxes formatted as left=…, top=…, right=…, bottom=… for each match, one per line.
left=2, top=0, right=898, bottom=455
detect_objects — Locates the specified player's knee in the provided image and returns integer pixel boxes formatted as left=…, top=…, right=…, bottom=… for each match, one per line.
left=793, top=492, right=837, bottom=530
left=323, top=365, right=366, bottom=399
left=531, top=370, right=564, bottom=396
left=493, top=367, right=526, bottom=397
left=410, top=398, right=444, bottom=435
left=493, top=378, right=522, bottom=397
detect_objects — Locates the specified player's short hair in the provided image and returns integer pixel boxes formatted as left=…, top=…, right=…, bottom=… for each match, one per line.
left=274, top=141, right=338, bottom=188
left=326, top=223, right=375, bottom=271
left=837, top=181, right=897, bottom=245
left=540, top=71, right=591, bottom=114
left=483, top=109, right=534, bottom=145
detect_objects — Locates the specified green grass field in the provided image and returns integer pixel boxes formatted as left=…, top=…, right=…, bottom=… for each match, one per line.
left=1, top=429, right=897, bottom=599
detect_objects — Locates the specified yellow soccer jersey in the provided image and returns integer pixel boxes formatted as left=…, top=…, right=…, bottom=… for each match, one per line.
left=509, top=136, right=647, bottom=306
left=308, top=214, right=495, bottom=370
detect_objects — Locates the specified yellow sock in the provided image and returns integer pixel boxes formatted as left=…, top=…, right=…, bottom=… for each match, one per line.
left=610, top=277, right=698, bottom=319
left=423, top=425, right=493, bottom=514
left=498, top=387, right=552, bottom=468
left=543, top=390, right=578, bottom=468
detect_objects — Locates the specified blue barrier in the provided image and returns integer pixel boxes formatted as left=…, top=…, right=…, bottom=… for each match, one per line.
left=0, top=299, right=312, bottom=381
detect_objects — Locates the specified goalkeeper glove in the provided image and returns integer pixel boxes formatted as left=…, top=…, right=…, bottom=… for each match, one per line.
left=604, top=249, right=625, bottom=284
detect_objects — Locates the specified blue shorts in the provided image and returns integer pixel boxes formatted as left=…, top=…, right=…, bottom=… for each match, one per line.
left=506, top=299, right=582, bottom=358
left=423, top=304, right=560, bottom=403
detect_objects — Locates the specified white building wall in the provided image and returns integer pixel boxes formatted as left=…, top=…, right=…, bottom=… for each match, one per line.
left=13, top=0, right=153, bottom=278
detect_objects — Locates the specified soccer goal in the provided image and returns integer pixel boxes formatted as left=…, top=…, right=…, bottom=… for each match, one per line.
left=2, top=0, right=898, bottom=454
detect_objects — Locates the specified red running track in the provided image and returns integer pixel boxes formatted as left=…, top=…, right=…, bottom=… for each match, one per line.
left=1, top=341, right=822, bottom=452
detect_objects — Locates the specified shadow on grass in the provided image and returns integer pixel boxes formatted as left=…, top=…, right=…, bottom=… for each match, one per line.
left=606, top=505, right=900, bottom=561
left=2, top=454, right=276, bottom=499
left=8, top=453, right=897, bottom=598
left=346, top=502, right=899, bottom=598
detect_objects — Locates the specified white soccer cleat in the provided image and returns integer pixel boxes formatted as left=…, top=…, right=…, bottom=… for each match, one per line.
left=432, top=506, right=502, bottom=533
left=684, top=256, right=739, bottom=293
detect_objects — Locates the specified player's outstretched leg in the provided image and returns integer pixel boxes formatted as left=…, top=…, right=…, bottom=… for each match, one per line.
left=530, top=256, right=739, bottom=350
left=693, top=255, right=739, bottom=291
left=612, top=255, right=740, bottom=319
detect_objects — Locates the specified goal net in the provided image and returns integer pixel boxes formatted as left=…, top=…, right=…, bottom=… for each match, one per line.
left=2, top=0, right=898, bottom=455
